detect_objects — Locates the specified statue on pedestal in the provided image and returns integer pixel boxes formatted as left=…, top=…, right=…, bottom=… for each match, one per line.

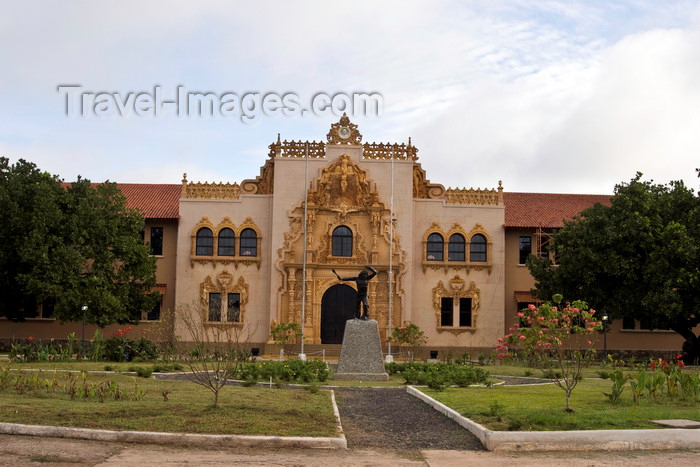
left=333, top=265, right=377, bottom=320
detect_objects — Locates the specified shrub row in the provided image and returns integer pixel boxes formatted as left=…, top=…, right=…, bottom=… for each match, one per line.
left=237, top=360, right=331, bottom=384
left=387, top=362, right=490, bottom=390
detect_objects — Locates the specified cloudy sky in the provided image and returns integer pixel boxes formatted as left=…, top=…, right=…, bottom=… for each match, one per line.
left=1, top=1, right=699, bottom=194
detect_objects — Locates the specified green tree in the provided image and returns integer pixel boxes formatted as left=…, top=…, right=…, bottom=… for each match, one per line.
left=389, top=323, right=428, bottom=361
left=0, top=158, right=158, bottom=325
left=528, top=173, right=700, bottom=363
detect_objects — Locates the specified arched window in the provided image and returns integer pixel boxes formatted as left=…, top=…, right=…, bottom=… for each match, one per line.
left=332, top=225, right=353, bottom=257
left=470, top=234, right=487, bottom=262
left=426, top=233, right=444, bottom=261
left=218, top=228, right=235, bottom=256
left=196, top=227, right=213, bottom=256
left=239, top=228, right=257, bottom=256
left=448, top=233, right=465, bottom=261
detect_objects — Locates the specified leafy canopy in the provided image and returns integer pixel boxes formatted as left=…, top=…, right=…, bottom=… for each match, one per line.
left=0, top=158, right=158, bottom=325
left=528, top=172, right=700, bottom=357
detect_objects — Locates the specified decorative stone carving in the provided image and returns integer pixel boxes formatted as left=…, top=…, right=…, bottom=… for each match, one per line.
left=362, top=141, right=418, bottom=161
left=432, top=275, right=480, bottom=335
left=241, top=159, right=275, bottom=194
left=421, top=222, right=492, bottom=273
left=327, top=113, right=362, bottom=145
left=190, top=216, right=262, bottom=269
left=412, top=163, right=445, bottom=199
left=445, top=181, right=504, bottom=205
left=183, top=180, right=241, bottom=200
left=200, top=274, right=249, bottom=325
left=310, top=154, right=375, bottom=208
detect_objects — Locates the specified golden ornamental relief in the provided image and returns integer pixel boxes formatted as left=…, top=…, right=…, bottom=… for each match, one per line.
left=412, top=163, right=445, bottom=199
left=466, top=222, right=491, bottom=242
left=192, top=216, right=216, bottom=235
left=432, top=275, right=480, bottom=335
left=445, top=181, right=504, bottom=206
left=200, top=274, right=249, bottom=325
left=268, top=133, right=326, bottom=159
left=316, top=222, right=368, bottom=265
left=311, top=154, right=376, bottom=208
left=281, top=140, right=326, bottom=158
left=327, top=113, right=362, bottom=145
left=421, top=222, right=492, bottom=273
left=216, top=217, right=236, bottom=233
left=181, top=174, right=241, bottom=200
left=241, top=159, right=274, bottom=194
left=216, top=270, right=234, bottom=289
left=362, top=141, right=418, bottom=161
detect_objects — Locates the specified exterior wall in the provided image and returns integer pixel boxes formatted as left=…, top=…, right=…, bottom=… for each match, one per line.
left=504, top=229, right=539, bottom=333
left=145, top=219, right=178, bottom=320
left=171, top=137, right=505, bottom=350
left=411, top=200, right=505, bottom=349
left=173, top=195, right=273, bottom=344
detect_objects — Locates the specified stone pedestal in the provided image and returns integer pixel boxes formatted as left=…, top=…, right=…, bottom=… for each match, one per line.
left=334, top=319, right=389, bottom=381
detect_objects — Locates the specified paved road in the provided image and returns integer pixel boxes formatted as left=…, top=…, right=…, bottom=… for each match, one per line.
left=2, top=434, right=700, bottom=466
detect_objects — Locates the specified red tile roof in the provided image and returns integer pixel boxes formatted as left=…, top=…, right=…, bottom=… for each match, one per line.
left=503, top=192, right=611, bottom=228
left=117, top=184, right=180, bottom=219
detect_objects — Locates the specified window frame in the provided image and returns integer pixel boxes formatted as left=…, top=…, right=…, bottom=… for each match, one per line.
left=332, top=225, right=353, bottom=257
left=239, top=228, right=257, bottom=257
left=217, top=228, right=235, bottom=257
left=150, top=226, right=164, bottom=256
left=196, top=227, right=214, bottom=256
left=469, top=234, right=487, bottom=262
left=426, top=233, right=444, bottom=261
left=448, top=233, right=465, bottom=262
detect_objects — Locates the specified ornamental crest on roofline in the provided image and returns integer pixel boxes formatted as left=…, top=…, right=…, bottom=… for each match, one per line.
left=327, top=113, right=362, bottom=145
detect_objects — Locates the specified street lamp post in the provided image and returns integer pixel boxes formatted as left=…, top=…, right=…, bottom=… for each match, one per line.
left=601, top=310, right=609, bottom=358
left=81, top=304, right=88, bottom=357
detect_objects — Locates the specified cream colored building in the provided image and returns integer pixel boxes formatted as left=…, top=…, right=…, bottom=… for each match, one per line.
left=2, top=116, right=692, bottom=358
left=174, top=116, right=505, bottom=353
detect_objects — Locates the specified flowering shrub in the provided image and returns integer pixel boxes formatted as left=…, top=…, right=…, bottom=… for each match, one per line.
left=103, top=327, right=159, bottom=362
left=10, top=334, right=79, bottom=362
left=496, top=295, right=602, bottom=412
left=620, top=355, right=699, bottom=404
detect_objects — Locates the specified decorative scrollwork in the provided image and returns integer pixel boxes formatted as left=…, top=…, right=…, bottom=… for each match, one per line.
left=184, top=181, right=241, bottom=200
left=327, top=113, right=362, bottom=145
left=445, top=181, right=503, bottom=205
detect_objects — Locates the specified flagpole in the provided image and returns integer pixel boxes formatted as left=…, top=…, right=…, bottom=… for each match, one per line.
left=386, top=148, right=395, bottom=363
left=300, top=142, right=309, bottom=361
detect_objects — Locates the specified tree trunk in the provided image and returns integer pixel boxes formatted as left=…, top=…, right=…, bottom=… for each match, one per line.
left=671, top=326, right=700, bottom=365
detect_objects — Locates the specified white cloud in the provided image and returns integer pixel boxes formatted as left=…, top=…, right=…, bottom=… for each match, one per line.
left=1, top=0, right=699, bottom=196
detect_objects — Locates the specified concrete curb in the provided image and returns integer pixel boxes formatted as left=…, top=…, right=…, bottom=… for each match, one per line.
left=0, top=389, right=347, bottom=450
left=406, top=386, right=700, bottom=452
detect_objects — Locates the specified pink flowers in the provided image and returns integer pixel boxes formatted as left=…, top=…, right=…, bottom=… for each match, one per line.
left=28, top=336, right=33, bottom=341
left=518, top=334, right=526, bottom=341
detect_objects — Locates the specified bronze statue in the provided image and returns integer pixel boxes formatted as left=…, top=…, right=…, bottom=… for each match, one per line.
left=333, top=265, right=377, bottom=320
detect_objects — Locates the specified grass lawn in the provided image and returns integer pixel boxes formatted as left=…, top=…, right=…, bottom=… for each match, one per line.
left=0, top=370, right=338, bottom=437
left=423, top=378, right=700, bottom=431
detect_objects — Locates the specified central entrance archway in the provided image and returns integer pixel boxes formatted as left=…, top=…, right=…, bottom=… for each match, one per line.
left=321, top=284, right=357, bottom=344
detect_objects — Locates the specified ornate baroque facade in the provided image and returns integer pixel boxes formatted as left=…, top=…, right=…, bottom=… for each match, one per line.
left=173, top=115, right=506, bottom=347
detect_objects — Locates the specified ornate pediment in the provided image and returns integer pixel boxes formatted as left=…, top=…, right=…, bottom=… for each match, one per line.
left=412, top=163, right=445, bottom=199
left=310, top=154, right=380, bottom=209
left=327, top=113, right=362, bottom=145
